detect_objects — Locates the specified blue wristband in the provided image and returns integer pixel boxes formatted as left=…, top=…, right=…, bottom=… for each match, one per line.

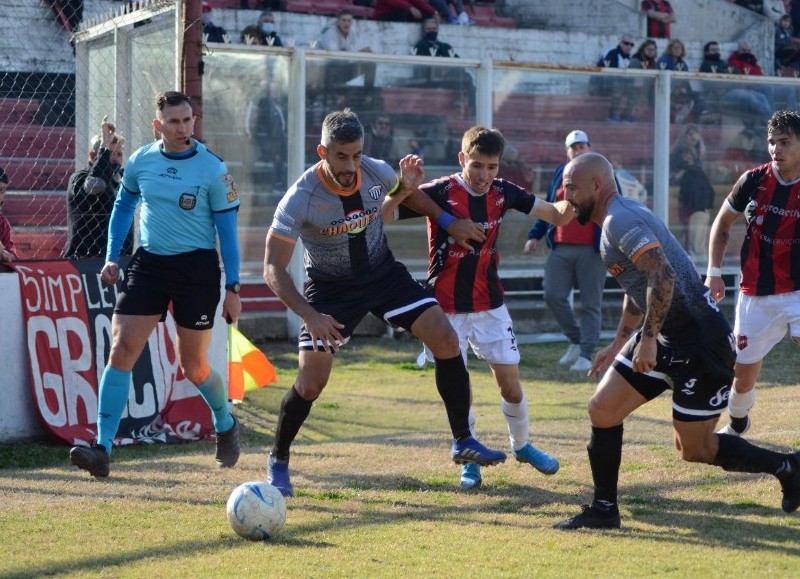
left=436, top=212, right=456, bottom=230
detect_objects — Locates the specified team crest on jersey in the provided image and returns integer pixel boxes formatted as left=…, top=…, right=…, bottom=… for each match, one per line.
left=179, top=191, right=197, bottom=210
left=737, top=334, right=748, bottom=350
left=368, top=185, right=382, bottom=200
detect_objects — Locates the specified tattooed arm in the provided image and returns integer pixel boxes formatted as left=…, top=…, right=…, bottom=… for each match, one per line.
left=589, top=294, right=643, bottom=379
left=631, top=245, right=676, bottom=373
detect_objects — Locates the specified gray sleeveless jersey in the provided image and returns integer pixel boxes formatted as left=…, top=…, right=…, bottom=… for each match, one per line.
left=601, top=195, right=721, bottom=338
left=269, top=156, right=399, bottom=282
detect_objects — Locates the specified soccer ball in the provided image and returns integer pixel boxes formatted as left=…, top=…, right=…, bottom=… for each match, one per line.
left=226, top=481, right=287, bottom=541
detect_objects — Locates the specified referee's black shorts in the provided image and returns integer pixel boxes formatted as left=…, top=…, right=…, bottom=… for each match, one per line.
left=300, top=261, right=438, bottom=350
left=115, top=247, right=222, bottom=329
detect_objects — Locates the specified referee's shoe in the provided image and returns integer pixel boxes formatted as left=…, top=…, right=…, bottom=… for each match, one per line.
left=215, top=415, right=241, bottom=468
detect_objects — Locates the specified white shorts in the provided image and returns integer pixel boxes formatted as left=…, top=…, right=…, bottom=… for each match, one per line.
left=734, top=290, right=800, bottom=364
left=424, top=305, right=520, bottom=366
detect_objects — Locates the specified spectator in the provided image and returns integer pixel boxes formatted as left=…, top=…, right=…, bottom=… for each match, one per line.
left=429, top=0, right=474, bottom=25
left=201, top=2, right=228, bottom=43
left=63, top=117, right=134, bottom=260
left=498, top=144, right=533, bottom=192
left=641, top=0, right=676, bottom=39
left=629, top=39, right=658, bottom=69
left=374, top=0, right=435, bottom=22
left=240, top=25, right=265, bottom=45
left=656, top=39, right=689, bottom=71
left=729, top=41, right=798, bottom=112
left=256, top=10, right=283, bottom=46
left=775, top=14, right=800, bottom=73
left=413, top=18, right=458, bottom=57
left=671, top=80, right=705, bottom=124
left=597, top=34, right=635, bottom=122
left=670, top=124, right=716, bottom=260
left=318, top=9, right=371, bottom=52
left=0, top=167, right=17, bottom=263
left=728, top=40, right=764, bottom=75
left=363, top=115, right=405, bottom=167
left=700, top=40, right=771, bottom=126
left=597, top=34, right=634, bottom=69
left=523, top=130, right=605, bottom=373
left=318, top=9, right=375, bottom=89
left=699, top=40, right=736, bottom=74
left=624, top=39, right=659, bottom=121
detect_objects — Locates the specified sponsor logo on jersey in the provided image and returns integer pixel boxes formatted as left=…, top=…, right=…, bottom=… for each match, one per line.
left=194, top=314, right=210, bottom=327
left=160, top=167, right=181, bottom=180
left=320, top=207, right=379, bottom=236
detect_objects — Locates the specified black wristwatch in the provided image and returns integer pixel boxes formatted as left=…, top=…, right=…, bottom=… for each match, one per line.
left=225, top=282, right=241, bottom=294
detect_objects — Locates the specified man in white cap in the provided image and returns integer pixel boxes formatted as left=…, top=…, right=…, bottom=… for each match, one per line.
left=523, top=130, right=606, bottom=373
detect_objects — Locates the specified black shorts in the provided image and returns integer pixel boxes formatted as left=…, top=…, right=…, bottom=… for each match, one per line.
left=115, top=247, right=221, bottom=330
left=612, top=315, right=736, bottom=422
left=300, top=261, right=438, bottom=350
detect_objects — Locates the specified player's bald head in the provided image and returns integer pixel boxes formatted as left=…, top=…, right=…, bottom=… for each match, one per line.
left=563, top=152, right=617, bottom=225
left=566, top=152, right=615, bottom=186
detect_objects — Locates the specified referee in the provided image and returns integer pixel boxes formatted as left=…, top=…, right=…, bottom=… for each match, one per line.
left=70, top=91, right=242, bottom=477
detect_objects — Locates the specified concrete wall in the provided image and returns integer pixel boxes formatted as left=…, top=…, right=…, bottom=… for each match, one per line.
left=2, top=0, right=775, bottom=78
left=0, top=269, right=228, bottom=442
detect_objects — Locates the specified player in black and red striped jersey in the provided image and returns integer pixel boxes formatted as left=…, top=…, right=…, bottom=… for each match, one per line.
left=708, top=110, right=800, bottom=436
left=400, top=126, right=574, bottom=490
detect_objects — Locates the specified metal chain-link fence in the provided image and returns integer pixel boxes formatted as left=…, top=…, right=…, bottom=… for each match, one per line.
left=2, top=0, right=179, bottom=260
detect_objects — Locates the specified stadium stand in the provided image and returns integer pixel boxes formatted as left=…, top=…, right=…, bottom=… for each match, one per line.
left=0, top=96, right=72, bottom=260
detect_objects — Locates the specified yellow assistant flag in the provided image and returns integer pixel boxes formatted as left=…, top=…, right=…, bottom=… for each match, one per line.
left=227, top=325, right=277, bottom=402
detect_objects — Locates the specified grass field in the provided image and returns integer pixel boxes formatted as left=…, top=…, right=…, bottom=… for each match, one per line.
left=2, top=336, right=800, bottom=578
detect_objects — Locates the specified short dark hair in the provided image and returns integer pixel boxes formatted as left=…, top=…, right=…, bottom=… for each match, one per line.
left=336, top=9, right=353, bottom=19
left=321, top=108, right=363, bottom=146
left=461, top=126, right=505, bottom=158
left=155, top=91, right=192, bottom=113
left=0, top=167, right=7, bottom=184
left=703, top=41, right=719, bottom=54
left=768, top=109, right=800, bottom=139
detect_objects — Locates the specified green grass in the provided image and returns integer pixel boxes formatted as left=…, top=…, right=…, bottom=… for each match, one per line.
left=2, top=337, right=800, bottom=577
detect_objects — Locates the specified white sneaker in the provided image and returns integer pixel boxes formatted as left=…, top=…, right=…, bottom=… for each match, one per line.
left=716, top=416, right=751, bottom=437
left=559, top=344, right=581, bottom=366
left=570, top=357, right=592, bottom=372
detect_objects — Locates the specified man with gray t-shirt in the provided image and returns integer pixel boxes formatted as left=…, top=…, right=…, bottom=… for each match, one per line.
left=553, top=152, right=800, bottom=530
left=263, top=109, right=507, bottom=497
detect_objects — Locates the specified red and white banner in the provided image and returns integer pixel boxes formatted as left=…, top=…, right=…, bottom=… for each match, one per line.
left=12, top=259, right=214, bottom=446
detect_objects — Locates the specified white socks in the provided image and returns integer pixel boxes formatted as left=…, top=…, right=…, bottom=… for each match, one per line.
left=728, top=388, right=756, bottom=419
left=502, top=392, right=529, bottom=451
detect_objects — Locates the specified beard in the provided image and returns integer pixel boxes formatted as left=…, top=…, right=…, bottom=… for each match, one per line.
left=574, top=203, right=592, bottom=225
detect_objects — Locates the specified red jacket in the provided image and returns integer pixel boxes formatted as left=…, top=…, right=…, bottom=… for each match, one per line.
left=0, top=213, right=17, bottom=259
left=728, top=51, right=764, bottom=75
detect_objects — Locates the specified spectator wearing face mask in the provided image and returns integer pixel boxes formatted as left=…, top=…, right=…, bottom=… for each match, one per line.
left=201, top=2, right=228, bottom=43
left=257, top=10, right=283, bottom=46
left=412, top=18, right=458, bottom=57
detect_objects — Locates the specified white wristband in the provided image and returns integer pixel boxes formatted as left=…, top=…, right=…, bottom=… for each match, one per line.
left=706, top=267, right=722, bottom=277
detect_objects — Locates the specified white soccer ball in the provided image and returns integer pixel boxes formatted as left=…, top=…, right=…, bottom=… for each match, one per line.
left=226, top=481, right=287, bottom=541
